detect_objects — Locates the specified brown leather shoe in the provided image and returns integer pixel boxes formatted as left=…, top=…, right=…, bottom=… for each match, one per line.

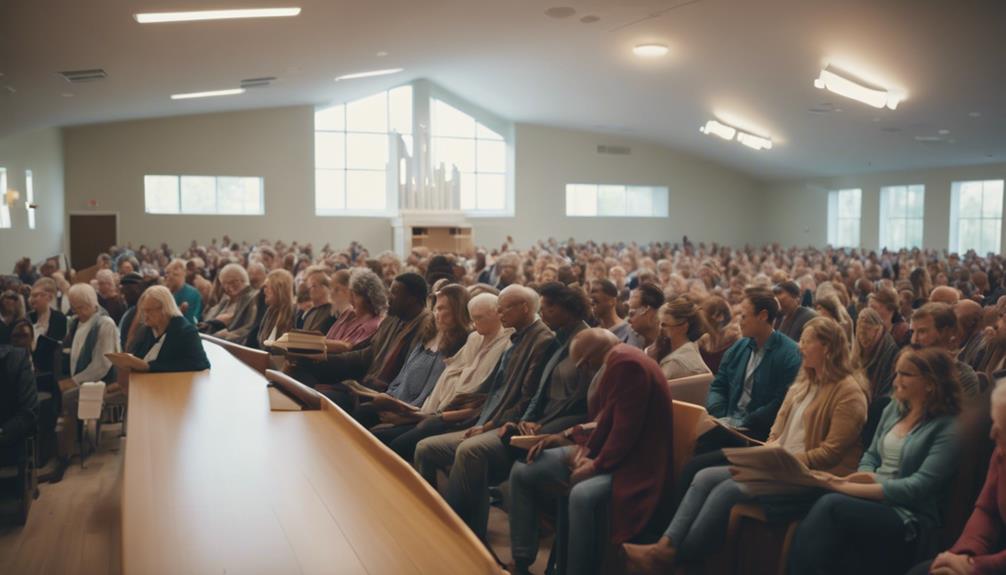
left=621, top=536, right=676, bottom=574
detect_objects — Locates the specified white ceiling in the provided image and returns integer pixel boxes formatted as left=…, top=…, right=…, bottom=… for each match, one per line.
left=1, top=0, right=1004, bottom=180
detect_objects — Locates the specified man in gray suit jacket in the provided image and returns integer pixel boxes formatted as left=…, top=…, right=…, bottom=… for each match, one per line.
left=773, top=280, right=817, bottom=343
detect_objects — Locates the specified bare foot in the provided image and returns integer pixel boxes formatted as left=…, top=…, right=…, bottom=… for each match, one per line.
left=621, top=537, right=676, bottom=574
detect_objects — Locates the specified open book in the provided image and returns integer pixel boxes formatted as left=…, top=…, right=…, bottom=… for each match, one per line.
left=105, top=352, right=149, bottom=371
left=695, top=413, right=765, bottom=446
left=723, top=445, right=829, bottom=496
left=509, top=435, right=549, bottom=450
left=266, top=329, right=327, bottom=358
left=342, top=380, right=420, bottom=413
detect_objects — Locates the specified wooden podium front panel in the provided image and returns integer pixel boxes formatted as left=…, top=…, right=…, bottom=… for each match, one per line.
left=122, top=342, right=501, bottom=575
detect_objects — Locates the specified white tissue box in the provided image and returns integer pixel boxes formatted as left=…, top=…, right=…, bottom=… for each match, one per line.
left=78, top=381, right=107, bottom=420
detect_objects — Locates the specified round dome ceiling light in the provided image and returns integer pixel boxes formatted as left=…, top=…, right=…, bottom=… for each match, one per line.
left=633, top=43, right=669, bottom=57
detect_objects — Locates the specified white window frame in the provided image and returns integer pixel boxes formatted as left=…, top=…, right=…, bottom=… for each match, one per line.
left=949, top=179, right=1004, bottom=255
left=143, top=174, right=265, bottom=215
left=0, top=168, right=10, bottom=229
left=879, top=184, right=924, bottom=250
left=564, top=184, right=669, bottom=217
left=25, top=169, right=36, bottom=229
left=827, top=188, right=862, bottom=248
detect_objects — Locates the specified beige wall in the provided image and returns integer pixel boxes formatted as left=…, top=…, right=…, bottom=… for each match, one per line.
left=762, top=162, right=1006, bottom=251
left=62, top=106, right=764, bottom=256
left=0, top=127, right=65, bottom=272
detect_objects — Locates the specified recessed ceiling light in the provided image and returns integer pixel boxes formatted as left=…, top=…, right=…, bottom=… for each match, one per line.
left=376, top=51, right=388, bottom=57
left=61, top=92, right=74, bottom=98
left=135, top=8, right=301, bottom=24
left=699, top=120, right=736, bottom=141
left=171, top=88, right=245, bottom=100
left=969, top=112, right=982, bottom=118
left=335, top=68, right=403, bottom=81
left=633, top=43, right=669, bottom=58
left=814, top=64, right=902, bottom=110
left=938, top=129, right=950, bottom=135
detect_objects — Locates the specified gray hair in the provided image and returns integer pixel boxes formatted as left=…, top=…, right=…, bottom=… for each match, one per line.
left=468, top=292, right=499, bottom=314
left=95, top=269, right=116, bottom=283
left=349, top=268, right=388, bottom=314
left=139, top=285, right=183, bottom=318
left=165, top=258, right=187, bottom=273
left=219, top=263, right=249, bottom=286
left=68, top=283, right=99, bottom=310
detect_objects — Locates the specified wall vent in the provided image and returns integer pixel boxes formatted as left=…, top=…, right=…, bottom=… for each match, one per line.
left=240, top=76, right=276, bottom=89
left=58, top=69, right=107, bottom=83
left=597, top=144, right=631, bottom=155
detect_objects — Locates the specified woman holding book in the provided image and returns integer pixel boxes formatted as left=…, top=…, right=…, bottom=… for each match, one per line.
left=320, top=268, right=386, bottom=353
left=905, top=378, right=1006, bottom=575
left=255, top=269, right=296, bottom=350
left=647, top=296, right=712, bottom=380
left=622, top=317, right=867, bottom=572
left=353, top=284, right=470, bottom=429
left=786, top=346, right=962, bottom=575
left=114, top=286, right=210, bottom=373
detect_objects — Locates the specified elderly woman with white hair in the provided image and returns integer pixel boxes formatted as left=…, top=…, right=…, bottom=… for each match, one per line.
left=199, top=263, right=259, bottom=343
left=111, top=286, right=210, bottom=373
left=63, top=283, right=120, bottom=386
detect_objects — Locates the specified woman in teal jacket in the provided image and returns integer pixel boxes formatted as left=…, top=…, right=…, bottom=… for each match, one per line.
left=787, top=346, right=962, bottom=575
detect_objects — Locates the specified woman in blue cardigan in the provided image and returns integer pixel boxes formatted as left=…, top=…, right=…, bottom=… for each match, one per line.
left=787, top=346, right=962, bottom=575
left=119, top=286, right=210, bottom=373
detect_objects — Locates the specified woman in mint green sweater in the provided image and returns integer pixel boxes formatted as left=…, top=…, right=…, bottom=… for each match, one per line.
left=787, top=346, right=962, bottom=575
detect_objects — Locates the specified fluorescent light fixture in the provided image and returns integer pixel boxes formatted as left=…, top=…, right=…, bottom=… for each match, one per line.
left=171, top=88, right=245, bottom=100
left=135, top=8, right=301, bottom=24
left=814, top=65, right=902, bottom=110
left=335, top=68, right=404, bottom=81
left=633, top=43, right=669, bottom=57
left=736, top=131, right=773, bottom=150
left=699, top=120, right=736, bottom=141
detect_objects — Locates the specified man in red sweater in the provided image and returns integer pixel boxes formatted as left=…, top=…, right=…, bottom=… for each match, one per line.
left=506, top=328, right=674, bottom=575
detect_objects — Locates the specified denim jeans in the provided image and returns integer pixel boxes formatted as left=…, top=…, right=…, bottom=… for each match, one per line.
left=665, top=465, right=752, bottom=560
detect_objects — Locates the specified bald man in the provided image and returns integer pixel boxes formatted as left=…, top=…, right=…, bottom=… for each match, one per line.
left=930, top=285, right=961, bottom=306
left=505, top=328, right=674, bottom=575
left=955, top=299, right=987, bottom=369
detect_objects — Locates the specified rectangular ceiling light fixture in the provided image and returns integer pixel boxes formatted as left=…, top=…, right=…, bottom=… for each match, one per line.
left=736, top=131, right=773, bottom=150
left=699, top=120, right=736, bottom=140
left=135, top=8, right=302, bottom=24
left=335, top=68, right=404, bottom=81
left=171, top=88, right=246, bottom=100
left=814, top=64, right=902, bottom=110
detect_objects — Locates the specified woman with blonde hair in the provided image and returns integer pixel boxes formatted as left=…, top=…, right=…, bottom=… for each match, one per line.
left=115, top=286, right=210, bottom=373
left=624, top=317, right=868, bottom=571
left=256, top=269, right=295, bottom=350
left=815, top=294, right=854, bottom=349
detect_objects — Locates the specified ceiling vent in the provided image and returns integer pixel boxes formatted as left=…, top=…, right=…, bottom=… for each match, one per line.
left=58, top=68, right=107, bottom=83
left=240, top=76, right=276, bottom=89
left=597, top=144, right=631, bottom=155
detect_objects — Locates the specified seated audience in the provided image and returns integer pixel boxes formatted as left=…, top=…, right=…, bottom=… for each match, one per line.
left=906, top=377, right=1006, bottom=575
left=622, top=317, right=867, bottom=571
left=773, top=280, right=818, bottom=342
left=28, top=278, right=67, bottom=344
left=413, top=285, right=553, bottom=516
left=787, top=347, right=962, bottom=575
left=703, top=286, right=802, bottom=446
left=117, top=272, right=151, bottom=353
left=815, top=294, right=854, bottom=349
left=852, top=307, right=900, bottom=445
left=199, top=263, right=259, bottom=343
left=125, top=286, right=211, bottom=372
left=64, top=283, right=120, bottom=385
left=0, top=289, right=25, bottom=345
left=648, top=295, right=712, bottom=379
left=697, top=295, right=739, bottom=375
left=94, top=269, right=127, bottom=324
left=295, top=268, right=337, bottom=334
left=931, top=285, right=961, bottom=306
left=165, top=259, right=203, bottom=324
left=625, top=282, right=665, bottom=349
left=319, top=268, right=386, bottom=353
left=375, top=293, right=513, bottom=460
left=507, top=328, right=673, bottom=575
left=911, top=303, right=980, bottom=398
left=956, top=299, right=988, bottom=370
left=295, top=273, right=432, bottom=409
left=356, top=284, right=470, bottom=428
left=255, top=269, right=296, bottom=350
left=590, top=279, right=631, bottom=341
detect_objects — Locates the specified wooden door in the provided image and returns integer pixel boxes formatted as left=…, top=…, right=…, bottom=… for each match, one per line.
left=69, top=214, right=117, bottom=270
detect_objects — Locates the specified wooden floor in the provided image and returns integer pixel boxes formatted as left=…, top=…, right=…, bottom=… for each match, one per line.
left=0, top=426, right=553, bottom=575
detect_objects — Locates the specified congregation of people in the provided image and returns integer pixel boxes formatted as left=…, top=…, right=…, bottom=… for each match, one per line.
left=5, top=234, right=1006, bottom=575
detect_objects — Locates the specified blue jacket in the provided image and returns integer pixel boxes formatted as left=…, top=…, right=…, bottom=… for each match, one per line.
left=859, top=400, right=960, bottom=532
left=705, top=330, right=801, bottom=437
